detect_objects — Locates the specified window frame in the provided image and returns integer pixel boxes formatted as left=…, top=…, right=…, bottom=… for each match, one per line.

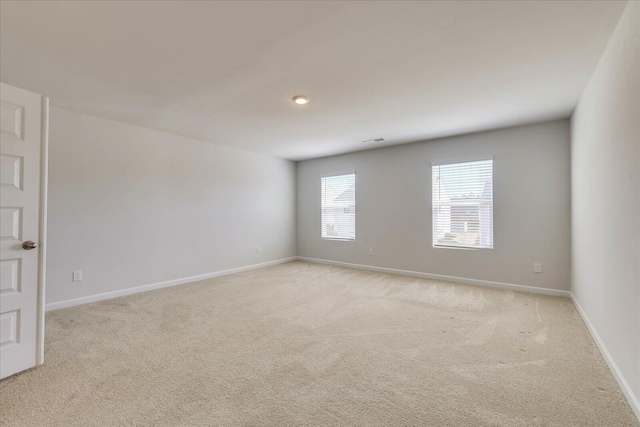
left=320, top=173, right=356, bottom=242
left=431, top=158, right=494, bottom=251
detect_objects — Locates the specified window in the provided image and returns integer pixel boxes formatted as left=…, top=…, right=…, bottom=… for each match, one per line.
left=432, top=159, right=493, bottom=249
left=321, top=174, right=356, bottom=240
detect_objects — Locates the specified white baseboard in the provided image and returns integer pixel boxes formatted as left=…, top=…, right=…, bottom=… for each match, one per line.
left=45, top=257, right=297, bottom=311
left=296, top=257, right=571, bottom=297
left=570, top=293, right=640, bottom=422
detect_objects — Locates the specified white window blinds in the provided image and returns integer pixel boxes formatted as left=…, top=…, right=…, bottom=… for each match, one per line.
left=432, top=160, right=493, bottom=249
left=321, top=174, right=356, bottom=240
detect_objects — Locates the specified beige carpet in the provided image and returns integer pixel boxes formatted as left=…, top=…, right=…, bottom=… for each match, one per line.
left=1, top=261, right=637, bottom=426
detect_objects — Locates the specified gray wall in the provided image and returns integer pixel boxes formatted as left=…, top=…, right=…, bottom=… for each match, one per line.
left=46, top=108, right=296, bottom=305
left=297, top=120, right=571, bottom=291
left=571, top=0, right=639, bottom=406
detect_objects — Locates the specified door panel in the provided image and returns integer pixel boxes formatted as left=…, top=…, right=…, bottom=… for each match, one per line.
left=0, top=83, right=47, bottom=379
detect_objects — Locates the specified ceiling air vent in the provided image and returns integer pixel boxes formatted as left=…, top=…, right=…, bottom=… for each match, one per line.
left=362, top=138, right=385, bottom=143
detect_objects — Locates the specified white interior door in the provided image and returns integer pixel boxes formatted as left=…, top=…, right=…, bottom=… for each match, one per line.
left=0, top=82, right=48, bottom=379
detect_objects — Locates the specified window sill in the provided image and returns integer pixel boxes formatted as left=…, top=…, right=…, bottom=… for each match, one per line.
left=433, top=245, right=493, bottom=251
left=322, top=237, right=355, bottom=242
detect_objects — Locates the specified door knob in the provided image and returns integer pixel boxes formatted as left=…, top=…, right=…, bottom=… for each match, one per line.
left=22, top=241, right=37, bottom=250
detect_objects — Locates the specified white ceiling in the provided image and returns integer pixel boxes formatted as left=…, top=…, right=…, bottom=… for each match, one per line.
left=0, top=1, right=627, bottom=160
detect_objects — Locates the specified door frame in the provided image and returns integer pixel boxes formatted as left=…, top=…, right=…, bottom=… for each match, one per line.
left=35, top=96, right=49, bottom=365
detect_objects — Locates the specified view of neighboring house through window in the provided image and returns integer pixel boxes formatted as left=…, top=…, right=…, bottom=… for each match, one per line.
left=321, top=173, right=356, bottom=240
left=432, top=159, right=493, bottom=249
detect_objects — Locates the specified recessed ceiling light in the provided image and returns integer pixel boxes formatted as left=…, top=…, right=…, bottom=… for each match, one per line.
left=292, top=96, right=309, bottom=105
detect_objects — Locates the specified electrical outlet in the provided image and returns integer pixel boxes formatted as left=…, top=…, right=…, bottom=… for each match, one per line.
left=534, top=263, right=542, bottom=273
left=368, top=248, right=374, bottom=256
left=73, top=270, right=83, bottom=282
left=256, top=247, right=262, bottom=254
